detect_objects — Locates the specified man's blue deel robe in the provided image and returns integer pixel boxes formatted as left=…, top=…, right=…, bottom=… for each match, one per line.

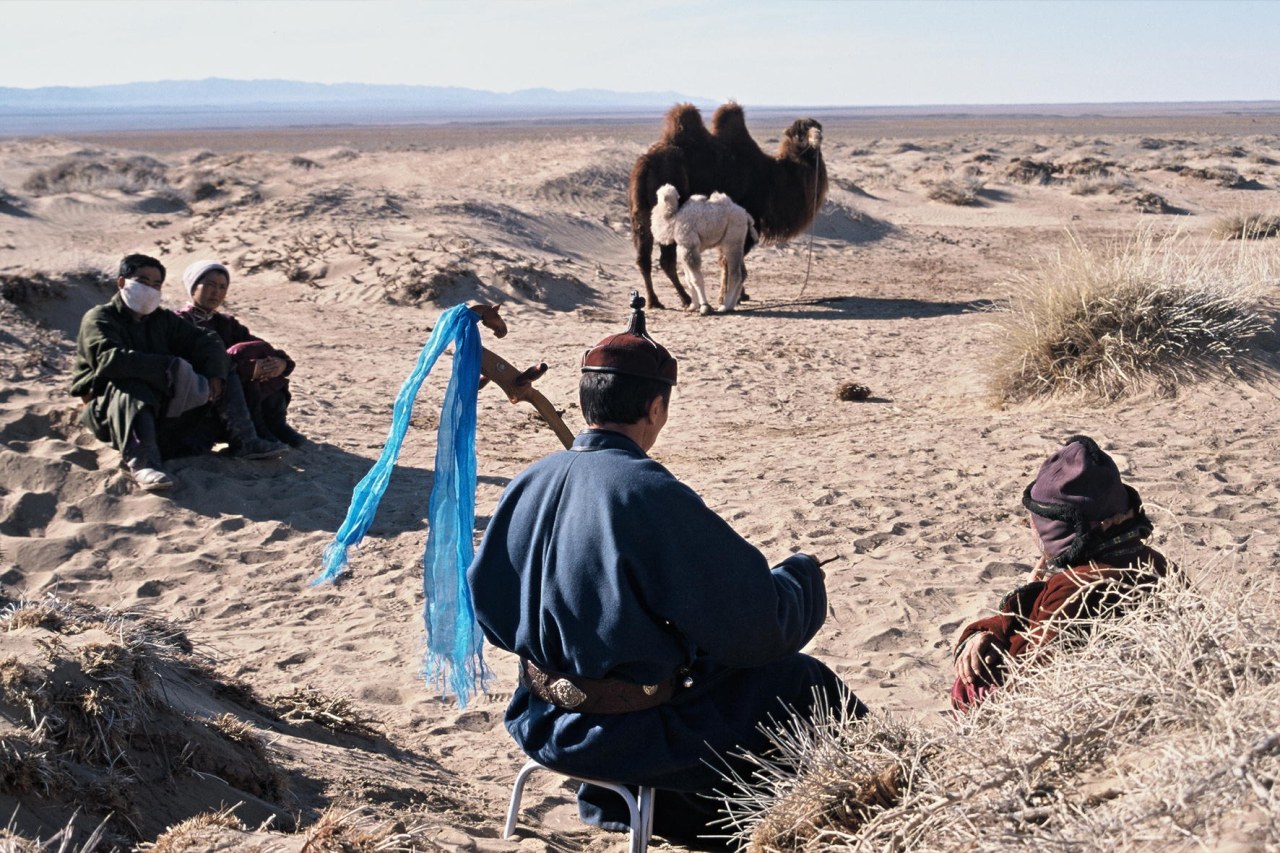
left=467, top=429, right=863, bottom=835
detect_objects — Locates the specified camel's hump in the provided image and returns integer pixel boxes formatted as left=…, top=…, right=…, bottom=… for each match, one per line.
left=710, top=102, right=762, bottom=153
left=661, top=103, right=713, bottom=147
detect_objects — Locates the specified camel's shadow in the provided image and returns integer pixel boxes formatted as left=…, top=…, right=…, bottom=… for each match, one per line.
left=732, top=294, right=995, bottom=321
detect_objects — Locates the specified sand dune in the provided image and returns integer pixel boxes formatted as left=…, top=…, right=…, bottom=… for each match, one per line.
left=1, top=111, right=1278, bottom=849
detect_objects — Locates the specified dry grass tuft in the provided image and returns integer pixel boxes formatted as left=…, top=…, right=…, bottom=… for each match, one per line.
left=142, top=807, right=246, bottom=853
left=1068, top=175, right=1135, bottom=197
left=835, top=382, right=872, bottom=402
left=23, top=155, right=172, bottom=196
left=274, top=687, right=380, bottom=737
left=720, top=700, right=917, bottom=852
left=925, top=170, right=985, bottom=206
left=1185, top=165, right=1249, bottom=188
left=1005, top=159, right=1060, bottom=185
left=295, top=807, right=433, bottom=851
left=0, top=735, right=67, bottom=797
left=1130, top=191, right=1175, bottom=214
left=207, top=712, right=259, bottom=746
left=1060, top=157, right=1114, bottom=178
left=0, top=815, right=110, bottom=852
left=3, top=601, right=65, bottom=632
left=987, top=228, right=1274, bottom=403
left=1211, top=212, right=1280, bottom=241
left=724, top=564, right=1280, bottom=851
left=148, top=806, right=435, bottom=852
left=0, top=595, right=291, bottom=845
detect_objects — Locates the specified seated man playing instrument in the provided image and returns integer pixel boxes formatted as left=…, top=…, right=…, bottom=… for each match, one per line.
left=467, top=294, right=865, bottom=845
left=176, top=260, right=305, bottom=448
left=952, top=434, right=1170, bottom=711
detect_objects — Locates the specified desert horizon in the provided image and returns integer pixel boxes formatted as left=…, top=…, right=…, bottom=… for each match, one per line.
left=1, top=102, right=1278, bottom=850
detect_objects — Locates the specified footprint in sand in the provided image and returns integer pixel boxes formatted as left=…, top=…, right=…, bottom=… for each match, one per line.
left=135, top=579, right=168, bottom=598
left=358, top=685, right=403, bottom=705
left=0, top=490, right=58, bottom=536
left=275, top=651, right=310, bottom=669
left=978, top=561, right=1027, bottom=580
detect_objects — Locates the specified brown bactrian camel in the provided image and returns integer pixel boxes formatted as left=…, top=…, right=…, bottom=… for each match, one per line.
left=628, top=102, right=828, bottom=309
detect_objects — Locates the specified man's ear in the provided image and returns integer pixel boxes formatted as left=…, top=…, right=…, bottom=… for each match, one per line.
left=647, top=394, right=666, bottom=421
left=116, top=276, right=127, bottom=290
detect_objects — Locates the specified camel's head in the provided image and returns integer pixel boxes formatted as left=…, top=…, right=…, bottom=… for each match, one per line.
left=655, top=183, right=681, bottom=216
left=784, top=118, right=824, bottom=156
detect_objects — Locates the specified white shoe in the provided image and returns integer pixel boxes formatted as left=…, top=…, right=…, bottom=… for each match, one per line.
left=130, top=467, right=174, bottom=492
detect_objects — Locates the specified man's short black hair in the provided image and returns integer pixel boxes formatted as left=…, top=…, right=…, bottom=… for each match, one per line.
left=580, top=371, right=671, bottom=426
left=118, top=254, right=165, bottom=282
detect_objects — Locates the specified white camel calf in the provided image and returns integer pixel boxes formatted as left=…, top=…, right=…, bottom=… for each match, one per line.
left=650, top=183, right=758, bottom=315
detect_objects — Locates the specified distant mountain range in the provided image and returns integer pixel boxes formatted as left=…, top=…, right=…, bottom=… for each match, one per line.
left=4, top=79, right=1279, bottom=136
left=0, top=78, right=714, bottom=133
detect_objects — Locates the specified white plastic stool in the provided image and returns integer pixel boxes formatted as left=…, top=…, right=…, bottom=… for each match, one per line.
left=504, top=758, right=655, bottom=853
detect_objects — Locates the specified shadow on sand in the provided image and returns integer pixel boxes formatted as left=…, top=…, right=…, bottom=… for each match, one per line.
left=734, top=294, right=995, bottom=321
left=166, top=440, right=511, bottom=539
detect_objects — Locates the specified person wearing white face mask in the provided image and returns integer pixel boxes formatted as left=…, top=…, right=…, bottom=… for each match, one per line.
left=71, top=253, right=284, bottom=492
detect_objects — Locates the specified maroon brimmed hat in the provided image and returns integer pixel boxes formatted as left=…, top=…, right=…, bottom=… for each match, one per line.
left=581, top=291, right=678, bottom=385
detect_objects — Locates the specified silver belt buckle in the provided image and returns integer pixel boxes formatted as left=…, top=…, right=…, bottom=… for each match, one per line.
left=548, top=678, right=587, bottom=709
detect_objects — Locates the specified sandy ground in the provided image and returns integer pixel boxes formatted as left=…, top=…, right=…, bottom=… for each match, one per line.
left=1, top=108, right=1279, bottom=849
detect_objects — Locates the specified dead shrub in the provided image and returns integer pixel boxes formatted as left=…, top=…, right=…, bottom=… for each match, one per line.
left=144, top=807, right=245, bottom=853
left=0, top=735, right=67, bottom=796
left=835, top=382, right=872, bottom=402
left=925, top=170, right=985, bottom=206
left=399, top=262, right=483, bottom=306
left=988, top=228, right=1273, bottom=403
left=1130, top=191, right=1175, bottom=214
left=273, top=687, right=380, bottom=737
left=1185, top=165, right=1248, bottom=188
left=1069, top=176, right=1135, bottom=197
left=723, top=565, right=1280, bottom=851
left=4, top=601, right=66, bottom=631
left=1211, top=213, right=1280, bottom=240
left=0, top=817, right=110, bottom=851
left=1005, top=159, right=1060, bottom=185
left=295, top=808, right=432, bottom=851
left=23, top=155, right=171, bottom=196
left=1061, top=157, right=1114, bottom=178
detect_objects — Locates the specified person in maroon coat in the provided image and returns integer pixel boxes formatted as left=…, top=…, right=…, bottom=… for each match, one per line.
left=951, top=435, right=1170, bottom=711
left=176, top=261, right=306, bottom=447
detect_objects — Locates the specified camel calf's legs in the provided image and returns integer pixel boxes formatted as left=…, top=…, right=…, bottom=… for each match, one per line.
left=721, top=248, right=746, bottom=312
left=679, top=246, right=713, bottom=316
left=658, top=243, right=693, bottom=308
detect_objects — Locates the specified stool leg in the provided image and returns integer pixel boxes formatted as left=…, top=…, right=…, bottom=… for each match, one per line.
left=620, top=789, right=643, bottom=853
left=504, top=760, right=543, bottom=839
left=635, top=786, right=655, bottom=853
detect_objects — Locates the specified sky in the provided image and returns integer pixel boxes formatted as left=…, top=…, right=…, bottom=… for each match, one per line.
left=3, top=0, right=1278, bottom=107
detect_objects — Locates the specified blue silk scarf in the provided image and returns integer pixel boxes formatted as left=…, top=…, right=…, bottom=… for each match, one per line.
left=315, top=304, right=487, bottom=706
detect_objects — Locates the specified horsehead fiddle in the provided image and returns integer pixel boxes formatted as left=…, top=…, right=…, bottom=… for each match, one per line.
left=468, top=303, right=575, bottom=449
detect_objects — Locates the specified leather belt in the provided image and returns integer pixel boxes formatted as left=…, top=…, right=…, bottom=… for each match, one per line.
left=520, top=659, right=677, bottom=714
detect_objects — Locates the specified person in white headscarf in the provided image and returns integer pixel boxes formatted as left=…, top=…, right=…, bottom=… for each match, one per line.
left=175, top=260, right=306, bottom=447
